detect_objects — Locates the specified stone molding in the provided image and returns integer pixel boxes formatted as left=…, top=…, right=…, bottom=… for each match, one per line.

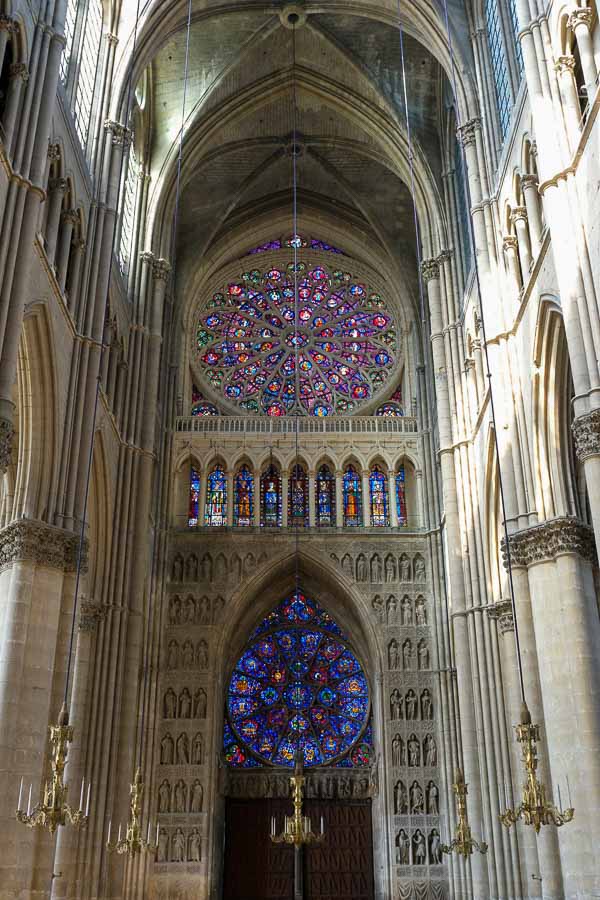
left=225, top=766, right=378, bottom=800
left=79, top=600, right=107, bottom=632
left=487, top=599, right=514, bottom=634
left=520, top=174, right=539, bottom=190
left=0, top=519, right=88, bottom=573
left=61, top=209, right=79, bottom=226
left=0, top=416, right=14, bottom=472
left=49, top=176, right=68, bottom=193
left=0, top=15, right=17, bottom=34
left=572, top=409, right=600, bottom=461
left=501, top=517, right=597, bottom=569
left=502, top=235, right=518, bottom=252
left=153, top=259, right=172, bottom=281
left=47, top=142, right=61, bottom=162
left=104, top=119, right=133, bottom=147
left=420, top=259, right=440, bottom=283
left=456, top=117, right=481, bottom=147
left=510, top=206, right=527, bottom=223
left=554, top=55, right=576, bottom=74
left=567, top=8, right=593, bottom=31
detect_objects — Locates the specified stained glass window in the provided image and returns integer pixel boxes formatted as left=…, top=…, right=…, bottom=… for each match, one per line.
left=370, top=465, right=389, bottom=527
left=189, top=466, right=200, bottom=526
left=261, top=463, right=282, bottom=527
left=195, top=263, right=396, bottom=416
left=247, top=235, right=344, bottom=256
left=205, top=464, right=227, bottom=526
left=485, top=0, right=512, bottom=138
left=191, top=385, right=219, bottom=416
left=289, top=464, right=309, bottom=527
left=224, top=590, right=372, bottom=768
left=316, top=464, right=335, bottom=526
left=396, top=466, right=407, bottom=527
left=376, top=402, right=404, bottom=417
left=234, top=465, right=254, bottom=526
left=343, top=465, right=362, bottom=527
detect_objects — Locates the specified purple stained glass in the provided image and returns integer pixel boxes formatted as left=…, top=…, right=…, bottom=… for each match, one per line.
left=205, top=464, right=227, bottom=526
left=196, top=263, right=396, bottom=416
left=225, top=591, right=370, bottom=768
left=188, top=466, right=200, bottom=526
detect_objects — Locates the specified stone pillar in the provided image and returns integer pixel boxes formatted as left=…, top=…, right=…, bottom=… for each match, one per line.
left=388, top=470, right=398, bottom=527
left=415, top=469, right=424, bottom=530
left=509, top=518, right=600, bottom=898
left=44, top=177, right=68, bottom=265
left=572, top=410, right=600, bottom=562
left=66, top=239, right=85, bottom=314
left=554, top=56, right=582, bottom=140
left=502, top=236, right=522, bottom=294
left=335, top=470, right=343, bottom=528
left=0, top=16, right=15, bottom=70
left=361, top=470, right=370, bottom=527
left=520, top=175, right=543, bottom=256
left=281, top=471, right=289, bottom=527
left=308, top=471, right=316, bottom=527
left=55, top=210, right=77, bottom=291
left=567, top=9, right=597, bottom=93
left=3, top=63, right=29, bottom=156
left=511, top=207, right=532, bottom=278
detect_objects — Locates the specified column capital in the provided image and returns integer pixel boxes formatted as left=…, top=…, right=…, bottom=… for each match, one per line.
left=104, top=119, right=133, bottom=147
left=487, top=599, right=514, bottom=633
left=456, top=117, right=481, bottom=148
left=520, top=173, right=539, bottom=190
left=567, top=8, right=593, bottom=31
left=105, top=32, right=119, bottom=46
left=510, top=206, right=528, bottom=224
left=49, top=176, right=68, bottom=194
left=502, top=235, right=519, bottom=253
left=437, top=248, right=454, bottom=264
left=0, top=519, right=88, bottom=573
left=0, top=15, right=17, bottom=34
left=61, top=209, right=79, bottom=226
left=554, top=54, right=576, bottom=74
left=47, top=142, right=61, bottom=162
left=9, top=63, right=29, bottom=83
left=572, top=408, right=600, bottom=461
left=79, top=599, right=107, bottom=633
left=139, top=250, right=155, bottom=266
left=420, top=258, right=440, bottom=282
left=153, top=258, right=171, bottom=281
left=0, top=416, right=15, bottom=473
left=501, top=517, right=597, bottom=568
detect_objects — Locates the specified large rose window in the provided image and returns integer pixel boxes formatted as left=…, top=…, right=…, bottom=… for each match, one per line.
left=195, top=263, right=397, bottom=416
left=224, top=591, right=372, bottom=768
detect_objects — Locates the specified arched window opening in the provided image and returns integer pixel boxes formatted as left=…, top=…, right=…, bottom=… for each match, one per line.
left=234, top=465, right=254, bottom=526
left=485, top=0, right=512, bottom=137
left=343, top=464, right=362, bottom=527
left=509, top=0, right=524, bottom=75
left=315, top=464, right=335, bottom=526
left=370, top=465, right=389, bottom=527
left=188, top=466, right=200, bottom=526
left=118, top=145, right=140, bottom=279
left=204, top=464, right=227, bottom=527
left=396, top=466, right=408, bottom=527
left=223, top=590, right=373, bottom=768
left=0, top=36, right=14, bottom=131
left=261, top=463, right=282, bottom=527
left=59, top=0, right=77, bottom=83
left=73, top=0, right=102, bottom=151
left=289, top=463, right=309, bottom=527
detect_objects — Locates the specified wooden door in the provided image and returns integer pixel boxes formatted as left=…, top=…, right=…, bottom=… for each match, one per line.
left=305, top=800, right=374, bottom=900
left=223, top=798, right=294, bottom=900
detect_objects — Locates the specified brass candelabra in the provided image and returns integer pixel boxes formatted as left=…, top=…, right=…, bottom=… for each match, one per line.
left=15, top=704, right=89, bottom=834
left=500, top=703, right=574, bottom=833
left=441, top=768, right=488, bottom=858
left=270, top=753, right=324, bottom=847
left=107, top=768, right=158, bottom=856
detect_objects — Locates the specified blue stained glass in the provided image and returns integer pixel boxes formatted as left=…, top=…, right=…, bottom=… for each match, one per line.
left=289, top=463, right=309, bottom=526
left=260, top=463, right=282, bottom=526
left=204, top=464, right=227, bottom=526
left=396, top=465, right=407, bottom=527
left=370, top=465, right=389, bottom=527
left=188, top=466, right=200, bottom=526
left=343, top=465, right=362, bottom=526
left=316, top=464, right=335, bottom=526
left=234, top=464, right=254, bottom=526
left=225, top=590, right=370, bottom=767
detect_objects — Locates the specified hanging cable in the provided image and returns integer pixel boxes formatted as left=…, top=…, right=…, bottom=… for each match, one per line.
left=291, top=20, right=302, bottom=604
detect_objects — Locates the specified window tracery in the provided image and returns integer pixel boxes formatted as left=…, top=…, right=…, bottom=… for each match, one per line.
left=396, top=466, right=408, bottom=527
left=234, top=465, right=254, bottom=526
left=188, top=466, right=200, bottom=526
left=289, top=463, right=309, bottom=527
left=59, top=0, right=103, bottom=155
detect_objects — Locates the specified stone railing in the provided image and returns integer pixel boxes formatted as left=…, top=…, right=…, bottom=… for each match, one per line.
left=174, top=415, right=419, bottom=435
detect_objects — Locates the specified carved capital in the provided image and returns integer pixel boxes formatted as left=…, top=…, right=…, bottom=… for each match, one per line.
left=501, top=517, right=597, bottom=568
left=105, top=32, right=119, bottom=46
left=487, top=599, right=514, bottom=634
left=140, top=250, right=155, bottom=266
left=0, top=417, right=15, bottom=472
left=456, top=117, right=481, bottom=148
left=520, top=174, right=539, bottom=190
left=79, top=600, right=107, bottom=632
left=104, top=120, right=133, bottom=147
left=437, top=248, right=454, bottom=264
left=153, top=259, right=171, bottom=282
left=502, top=235, right=519, bottom=253
left=510, top=205, right=528, bottom=223
left=61, top=209, right=79, bottom=226
left=555, top=55, right=576, bottom=75
left=9, top=63, right=29, bottom=83
left=47, top=142, right=61, bottom=163
left=0, top=15, right=17, bottom=34
left=0, top=519, right=88, bottom=573
left=572, top=409, right=600, bottom=461
left=49, top=177, right=68, bottom=194
left=420, top=259, right=440, bottom=283
left=567, top=8, right=593, bottom=32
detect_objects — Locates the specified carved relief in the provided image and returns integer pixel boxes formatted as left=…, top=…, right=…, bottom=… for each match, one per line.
left=392, top=733, right=405, bottom=767
left=191, top=732, right=203, bottom=765
left=412, top=828, right=426, bottom=864
left=341, top=553, right=354, bottom=578
left=502, top=516, right=597, bottom=568
left=370, top=553, right=383, bottom=583
left=402, top=639, right=413, bottom=671
left=405, top=690, right=418, bottom=721
left=194, top=688, right=207, bottom=718
left=410, top=781, right=424, bottom=814
left=388, top=639, right=400, bottom=670
left=396, top=828, right=410, bottom=864
left=407, top=734, right=420, bottom=767
left=394, top=779, right=408, bottom=814
left=172, top=554, right=184, bottom=581
left=158, top=779, right=171, bottom=813
left=415, top=595, right=427, bottom=625
left=417, top=640, right=430, bottom=670
left=385, top=553, right=397, bottom=583
left=399, top=554, right=411, bottom=582
left=0, top=519, right=87, bottom=573
left=215, top=552, right=227, bottom=580
left=226, top=769, right=375, bottom=800
left=176, top=733, right=190, bottom=765
left=190, top=780, right=203, bottom=812
left=178, top=688, right=192, bottom=719
left=390, top=689, right=403, bottom=720
left=164, top=689, right=177, bottom=719
left=423, top=734, right=437, bottom=767
left=414, top=555, right=426, bottom=582
left=196, top=640, right=208, bottom=669
left=356, top=553, right=368, bottom=582
left=174, top=779, right=187, bottom=812
left=160, top=733, right=174, bottom=765
left=401, top=595, right=412, bottom=626
left=426, top=781, right=439, bottom=814
left=421, top=689, right=433, bottom=720
left=167, top=594, right=224, bottom=626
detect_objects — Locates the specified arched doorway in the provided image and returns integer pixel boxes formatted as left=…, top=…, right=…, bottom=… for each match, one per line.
left=222, top=589, right=376, bottom=900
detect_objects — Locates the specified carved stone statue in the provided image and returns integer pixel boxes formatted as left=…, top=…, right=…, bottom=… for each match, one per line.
left=169, top=596, right=181, bottom=625
left=186, top=554, right=198, bottom=581
left=410, top=781, right=424, bottom=814
left=394, top=779, right=407, bottom=814
left=176, top=732, right=190, bottom=765
left=172, top=555, right=183, bottom=582
left=192, top=732, right=203, bottom=765
left=405, top=690, right=417, bottom=720
left=190, top=780, right=203, bottom=812
left=392, top=733, right=403, bottom=768
left=179, top=688, right=192, bottom=718
left=158, top=779, right=171, bottom=813
left=415, top=596, right=427, bottom=625
left=372, top=595, right=384, bottom=618
left=157, top=828, right=169, bottom=862
left=386, top=595, right=397, bottom=621
left=399, top=555, right=411, bottom=581
left=427, top=781, right=439, bottom=814
left=402, top=640, right=413, bottom=670
left=421, top=689, right=433, bottom=720
left=396, top=829, right=410, bottom=864
left=390, top=689, right=403, bottom=720
left=164, top=688, right=177, bottom=719
left=370, top=554, right=383, bottom=583
left=160, top=733, right=174, bottom=765
left=385, top=554, right=397, bottom=583
left=198, top=596, right=210, bottom=624
left=430, top=828, right=443, bottom=864
left=388, top=639, right=399, bottom=670
left=414, top=556, right=426, bottom=582
left=408, top=734, right=420, bottom=767
left=413, top=828, right=426, bottom=864
left=174, top=779, right=187, bottom=813
left=342, top=554, right=353, bottom=578
left=167, top=640, right=179, bottom=670
left=172, top=827, right=186, bottom=862
left=194, top=688, right=207, bottom=719
left=188, top=829, right=201, bottom=862
left=417, top=640, right=429, bottom=670
left=356, top=554, right=368, bottom=582
left=181, top=640, right=194, bottom=668
left=424, top=734, right=437, bottom=767
left=196, top=640, right=209, bottom=669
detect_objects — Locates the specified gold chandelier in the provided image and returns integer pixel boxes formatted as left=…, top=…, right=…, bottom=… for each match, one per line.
left=441, top=768, right=487, bottom=858
left=106, top=768, right=158, bottom=856
left=270, top=752, right=324, bottom=847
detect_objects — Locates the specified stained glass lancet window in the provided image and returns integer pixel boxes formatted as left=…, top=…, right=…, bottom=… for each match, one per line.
left=261, top=463, right=282, bottom=527
left=289, top=464, right=309, bottom=527
left=234, top=465, right=254, bottom=526
left=195, top=263, right=397, bottom=416
left=396, top=465, right=407, bottom=527
left=370, top=465, right=389, bottom=527
left=205, top=464, right=227, bottom=526
left=189, top=466, right=200, bottom=526
left=224, top=590, right=372, bottom=768
left=343, top=465, right=362, bottom=526
left=316, top=464, right=335, bottom=526
left=191, top=384, right=219, bottom=417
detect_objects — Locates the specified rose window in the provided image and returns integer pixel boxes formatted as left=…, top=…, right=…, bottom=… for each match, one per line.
left=195, top=263, right=397, bottom=416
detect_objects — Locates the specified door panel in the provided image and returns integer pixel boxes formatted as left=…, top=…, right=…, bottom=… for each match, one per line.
left=306, top=800, right=374, bottom=900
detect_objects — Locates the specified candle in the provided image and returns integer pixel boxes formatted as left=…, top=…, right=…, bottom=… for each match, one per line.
left=79, top=778, right=84, bottom=811
left=118, top=822, right=122, bottom=843
left=107, top=819, right=111, bottom=845
left=503, top=780, right=509, bottom=810
left=18, top=777, right=23, bottom=812
left=86, top=783, right=91, bottom=816
left=566, top=775, right=572, bottom=808
left=147, top=820, right=151, bottom=843
left=156, top=822, right=160, bottom=846
left=27, top=783, right=32, bottom=816
left=557, top=783, right=563, bottom=812
left=320, top=816, right=324, bottom=835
